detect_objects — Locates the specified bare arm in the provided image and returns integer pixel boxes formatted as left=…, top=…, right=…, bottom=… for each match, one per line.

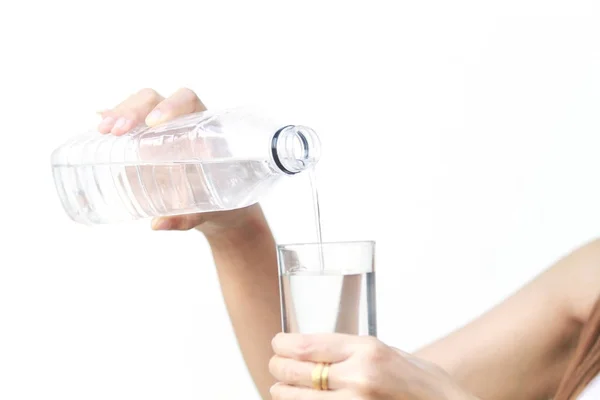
left=103, top=87, right=597, bottom=399
left=204, top=207, right=600, bottom=400
left=204, top=206, right=600, bottom=400
left=415, top=239, right=600, bottom=400
left=98, top=87, right=284, bottom=400
left=97, top=87, right=283, bottom=399
left=203, top=205, right=280, bottom=400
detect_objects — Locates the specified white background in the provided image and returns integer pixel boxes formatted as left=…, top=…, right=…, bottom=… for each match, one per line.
left=1, top=1, right=600, bottom=399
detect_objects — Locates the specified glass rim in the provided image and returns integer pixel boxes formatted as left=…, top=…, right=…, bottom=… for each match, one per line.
left=276, top=240, right=375, bottom=249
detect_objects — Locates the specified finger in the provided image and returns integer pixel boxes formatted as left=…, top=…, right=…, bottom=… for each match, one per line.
left=269, top=382, right=341, bottom=400
left=145, top=87, right=206, bottom=127
left=98, top=88, right=165, bottom=135
left=269, top=355, right=345, bottom=390
left=151, top=215, right=204, bottom=231
left=272, top=333, right=359, bottom=363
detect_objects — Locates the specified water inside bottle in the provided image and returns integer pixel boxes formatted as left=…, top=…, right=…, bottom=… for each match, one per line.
left=52, top=159, right=276, bottom=224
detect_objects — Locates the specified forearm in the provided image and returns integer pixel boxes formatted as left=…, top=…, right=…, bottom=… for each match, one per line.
left=204, top=206, right=280, bottom=400
left=415, top=238, right=600, bottom=400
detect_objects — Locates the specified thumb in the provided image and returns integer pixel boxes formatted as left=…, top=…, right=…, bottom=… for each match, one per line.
left=151, top=216, right=203, bottom=231
left=151, top=217, right=173, bottom=231
left=271, top=333, right=358, bottom=363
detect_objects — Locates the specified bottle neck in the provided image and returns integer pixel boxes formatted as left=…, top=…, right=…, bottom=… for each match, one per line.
left=270, top=125, right=321, bottom=174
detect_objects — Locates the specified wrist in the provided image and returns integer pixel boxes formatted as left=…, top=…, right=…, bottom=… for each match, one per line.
left=201, top=204, right=274, bottom=252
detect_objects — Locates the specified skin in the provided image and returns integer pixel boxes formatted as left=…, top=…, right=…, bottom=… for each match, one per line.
left=269, top=333, right=480, bottom=399
left=98, top=87, right=600, bottom=400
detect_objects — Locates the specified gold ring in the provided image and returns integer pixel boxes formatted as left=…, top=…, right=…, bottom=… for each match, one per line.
left=320, top=363, right=330, bottom=390
left=311, top=363, right=325, bottom=390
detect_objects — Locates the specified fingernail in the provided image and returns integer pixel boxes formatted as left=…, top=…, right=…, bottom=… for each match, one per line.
left=110, top=117, right=131, bottom=135
left=145, top=109, right=162, bottom=125
left=114, top=117, right=127, bottom=129
left=98, top=116, right=115, bottom=133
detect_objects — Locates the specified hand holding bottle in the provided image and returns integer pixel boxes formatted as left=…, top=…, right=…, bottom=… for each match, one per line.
left=96, top=87, right=266, bottom=236
left=52, top=86, right=320, bottom=232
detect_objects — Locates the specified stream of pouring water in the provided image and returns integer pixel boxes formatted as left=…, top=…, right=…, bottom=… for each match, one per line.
left=308, top=168, right=325, bottom=272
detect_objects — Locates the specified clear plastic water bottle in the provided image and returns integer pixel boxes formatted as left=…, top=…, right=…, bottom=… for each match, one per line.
left=51, top=107, right=321, bottom=225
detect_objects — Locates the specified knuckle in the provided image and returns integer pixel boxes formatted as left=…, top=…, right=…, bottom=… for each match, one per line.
left=269, top=357, right=301, bottom=384
left=110, top=106, right=135, bottom=120
left=361, top=337, right=388, bottom=363
left=122, top=108, right=143, bottom=121
left=344, top=339, right=390, bottom=397
left=293, top=337, right=317, bottom=360
left=137, top=88, right=161, bottom=101
left=175, top=87, right=198, bottom=98
left=281, top=362, right=302, bottom=383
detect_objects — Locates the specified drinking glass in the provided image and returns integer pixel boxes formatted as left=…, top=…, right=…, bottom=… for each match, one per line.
left=277, top=241, right=376, bottom=336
